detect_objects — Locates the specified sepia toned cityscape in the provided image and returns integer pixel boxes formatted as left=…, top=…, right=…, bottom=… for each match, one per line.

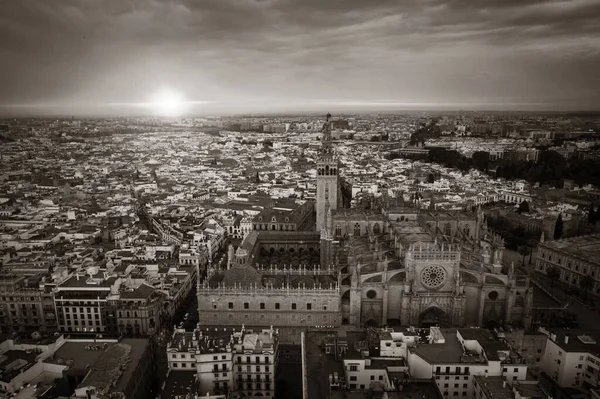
left=1, top=1, right=600, bottom=399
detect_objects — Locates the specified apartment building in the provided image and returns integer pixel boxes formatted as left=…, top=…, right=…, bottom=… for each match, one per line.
left=54, top=270, right=121, bottom=334
left=167, top=325, right=279, bottom=398
left=408, top=328, right=528, bottom=398
left=0, top=274, right=57, bottom=334
left=540, top=329, right=600, bottom=391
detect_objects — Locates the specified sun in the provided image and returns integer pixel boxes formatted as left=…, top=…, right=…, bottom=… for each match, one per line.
left=149, top=89, right=187, bottom=117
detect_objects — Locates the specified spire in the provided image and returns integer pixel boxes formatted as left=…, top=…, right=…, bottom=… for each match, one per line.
left=540, top=231, right=545, bottom=243
left=321, top=113, right=333, bottom=154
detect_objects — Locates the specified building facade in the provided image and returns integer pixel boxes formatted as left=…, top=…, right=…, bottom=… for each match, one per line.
left=167, top=325, right=278, bottom=398
left=535, top=234, right=600, bottom=296
left=0, top=275, right=57, bottom=334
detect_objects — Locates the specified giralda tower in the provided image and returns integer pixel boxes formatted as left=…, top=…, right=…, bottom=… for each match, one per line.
left=316, top=113, right=339, bottom=232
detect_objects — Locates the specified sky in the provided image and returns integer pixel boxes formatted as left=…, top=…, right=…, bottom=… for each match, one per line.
left=1, top=0, right=599, bottom=116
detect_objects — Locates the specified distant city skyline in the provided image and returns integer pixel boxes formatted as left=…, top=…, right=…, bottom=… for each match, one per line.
left=1, top=0, right=599, bottom=116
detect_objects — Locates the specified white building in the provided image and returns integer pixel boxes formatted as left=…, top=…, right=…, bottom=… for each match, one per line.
left=408, top=328, right=528, bottom=398
left=540, top=329, right=600, bottom=390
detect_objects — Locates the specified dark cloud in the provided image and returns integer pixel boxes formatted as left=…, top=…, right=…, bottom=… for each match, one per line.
left=0, top=0, right=598, bottom=114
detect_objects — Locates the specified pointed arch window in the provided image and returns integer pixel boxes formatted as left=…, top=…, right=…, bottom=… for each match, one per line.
left=464, top=224, right=470, bottom=237
left=335, top=225, right=342, bottom=237
left=325, top=186, right=329, bottom=200
left=354, top=223, right=361, bottom=237
left=444, top=222, right=452, bottom=236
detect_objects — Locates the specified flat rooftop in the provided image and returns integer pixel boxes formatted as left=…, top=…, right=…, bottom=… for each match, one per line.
left=161, top=370, right=200, bottom=399
left=548, top=329, right=600, bottom=357
left=45, top=338, right=150, bottom=394
left=409, top=328, right=514, bottom=365
left=46, top=341, right=107, bottom=370
left=474, top=375, right=513, bottom=399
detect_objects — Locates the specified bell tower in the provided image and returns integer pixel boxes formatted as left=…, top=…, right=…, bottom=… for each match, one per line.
left=316, top=113, right=339, bottom=231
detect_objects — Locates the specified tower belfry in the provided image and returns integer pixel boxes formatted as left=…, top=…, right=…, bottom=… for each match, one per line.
left=316, top=113, right=339, bottom=231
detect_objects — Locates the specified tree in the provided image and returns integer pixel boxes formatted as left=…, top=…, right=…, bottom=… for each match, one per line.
left=518, top=246, right=529, bottom=266
left=472, top=151, right=490, bottom=172
left=580, top=275, right=594, bottom=300
left=589, top=203, right=596, bottom=224
left=554, top=213, right=564, bottom=239
left=546, top=266, right=561, bottom=287
left=517, top=200, right=530, bottom=214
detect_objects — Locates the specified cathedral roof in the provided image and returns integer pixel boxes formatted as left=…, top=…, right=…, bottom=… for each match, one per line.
left=222, top=266, right=262, bottom=288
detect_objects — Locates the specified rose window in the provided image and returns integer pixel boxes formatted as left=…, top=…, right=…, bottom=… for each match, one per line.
left=421, top=265, right=447, bottom=289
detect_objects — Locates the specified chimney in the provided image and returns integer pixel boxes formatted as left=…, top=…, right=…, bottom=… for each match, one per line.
left=564, top=334, right=569, bottom=344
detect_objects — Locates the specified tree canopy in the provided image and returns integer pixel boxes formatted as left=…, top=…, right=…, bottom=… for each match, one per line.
left=554, top=213, right=564, bottom=239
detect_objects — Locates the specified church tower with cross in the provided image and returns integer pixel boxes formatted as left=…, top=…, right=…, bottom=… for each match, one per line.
left=316, top=113, right=339, bottom=232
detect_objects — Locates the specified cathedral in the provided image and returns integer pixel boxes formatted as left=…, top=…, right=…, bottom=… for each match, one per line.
left=197, top=114, right=533, bottom=343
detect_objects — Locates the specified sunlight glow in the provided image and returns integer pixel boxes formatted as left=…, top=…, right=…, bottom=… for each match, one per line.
left=149, top=89, right=188, bottom=116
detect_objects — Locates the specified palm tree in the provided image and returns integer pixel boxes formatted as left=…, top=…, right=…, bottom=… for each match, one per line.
left=547, top=266, right=561, bottom=287
left=580, top=275, right=594, bottom=300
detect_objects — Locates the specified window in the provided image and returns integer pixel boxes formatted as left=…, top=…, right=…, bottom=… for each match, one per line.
left=275, top=303, right=280, bottom=310
left=370, top=376, right=375, bottom=381
left=292, top=303, right=297, bottom=310
left=244, top=303, right=249, bottom=309
left=307, top=303, right=312, bottom=310
left=260, top=303, right=265, bottom=310
left=354, top=223, right=361, bottom=237
left=350, top=365, right=358, bottom=371
left=350, top=376, right=357, bottom=381
left=228, top=302, right=233, bottom=309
